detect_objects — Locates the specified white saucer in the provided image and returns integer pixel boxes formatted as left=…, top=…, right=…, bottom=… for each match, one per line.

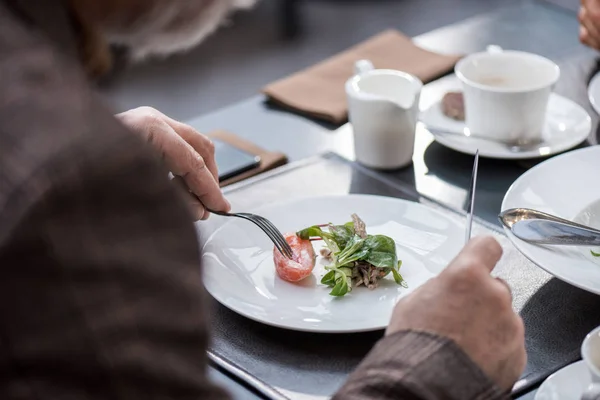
left=535, top=361, right=591, bottom=400
left=419, top=93, right=591, bottom=160
left=588, top=71, right=600, bottom=115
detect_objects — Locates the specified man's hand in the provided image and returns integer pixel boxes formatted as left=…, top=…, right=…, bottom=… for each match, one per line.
left=387, top=236, right=526, bottom=391
left=117, top=107, right=230, bottom=220
left=580, top=0, right=600, bottom=50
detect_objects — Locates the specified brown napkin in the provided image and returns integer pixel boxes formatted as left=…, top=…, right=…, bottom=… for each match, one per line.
left=208, top=130, right=288, bottom=187
left=263, top=29, right=462, bottom=124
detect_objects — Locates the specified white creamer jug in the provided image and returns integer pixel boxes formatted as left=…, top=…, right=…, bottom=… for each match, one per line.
left=345, top=59, right=422, bottom=169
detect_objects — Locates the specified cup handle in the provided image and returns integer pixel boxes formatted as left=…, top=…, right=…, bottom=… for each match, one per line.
left=582, top=383, right=600, bottom=400
left=354, top=59, right=374, bottom=75
left=486, top=45, right=503, bottom=54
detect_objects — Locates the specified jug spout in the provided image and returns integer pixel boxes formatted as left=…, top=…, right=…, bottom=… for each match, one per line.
left=347, top=62, right=422, bottom=111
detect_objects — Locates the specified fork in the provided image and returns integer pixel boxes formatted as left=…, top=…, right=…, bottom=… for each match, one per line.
left=209, top=209, right=294, bottom=259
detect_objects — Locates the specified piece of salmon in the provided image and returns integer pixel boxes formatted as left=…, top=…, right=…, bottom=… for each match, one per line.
left=273, top=233, right=316, bottom=282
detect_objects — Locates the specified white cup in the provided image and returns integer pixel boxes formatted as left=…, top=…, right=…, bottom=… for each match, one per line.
left=345, top=60, right=423, bottom=170
left=581, top=326, right=600, bottom=399
left=455, top=46, right=560, bottom=144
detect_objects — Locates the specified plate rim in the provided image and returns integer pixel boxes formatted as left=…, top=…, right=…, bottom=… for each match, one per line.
left=588, top=71, right=600, bottom=116
left=534, top=360, right=588, bottom=400
left=501, top=146, right=600, bottom=295
left=422, top=93, right=591, bottom=160
left=202, top=193, right=464, bottom=333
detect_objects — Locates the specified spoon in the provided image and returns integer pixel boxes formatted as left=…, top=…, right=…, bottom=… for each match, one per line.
left=499, top=208, right=600, bottom=246
left=426, top=127, right=548, bottom=153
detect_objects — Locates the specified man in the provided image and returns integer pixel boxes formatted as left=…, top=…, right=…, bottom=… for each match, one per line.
left=0, top=1, right=525, bottom=399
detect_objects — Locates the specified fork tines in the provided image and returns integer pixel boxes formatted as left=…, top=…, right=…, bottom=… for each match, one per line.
left=237, top=213, right=294, bottom=259
left=209, top=208, right=294, bottom=259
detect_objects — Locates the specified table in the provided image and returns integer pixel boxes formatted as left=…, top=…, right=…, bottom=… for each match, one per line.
left=187, top=1, right=598, bottom=398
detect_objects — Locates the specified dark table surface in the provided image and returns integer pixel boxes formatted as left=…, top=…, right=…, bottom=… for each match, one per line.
left=188, top=1, right=599, bottom=398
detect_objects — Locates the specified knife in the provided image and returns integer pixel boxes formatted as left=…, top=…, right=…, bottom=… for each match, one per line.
left=499, top=208, right=600, bottom=246
left=465, top=150, right=479, bottom=243
left=510, top=219, right=600, bottom=246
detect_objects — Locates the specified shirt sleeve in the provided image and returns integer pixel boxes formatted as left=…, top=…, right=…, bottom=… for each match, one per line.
left=0, top=130, right=231, bottom=400
left=333, top=330, right=510, bottom=400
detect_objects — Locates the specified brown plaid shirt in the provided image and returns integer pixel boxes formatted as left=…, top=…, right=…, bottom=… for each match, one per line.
left=0, top=1, right=508, bottom=399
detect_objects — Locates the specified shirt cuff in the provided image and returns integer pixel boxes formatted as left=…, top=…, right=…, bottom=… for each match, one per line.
left=334, top=330, right=510, bottom=400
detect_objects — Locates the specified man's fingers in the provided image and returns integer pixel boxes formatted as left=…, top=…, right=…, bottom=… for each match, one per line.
left=580, top=6, right=600, bottom=49
left=582, top=25, right=600, bottom=50
left=118, top=107, right=220, bottom=184
left=581, top=6, right=600, bottom=37
left=116, top=107, right=229, bottom=215
left=173, top=177, right=207, bottom=220
left=162, top=116, right=219, bottom=183
left=145, top=119, right=230, bottom=213
left=182, top=160, right=230, bottom=214
left=449, top=236, right=503, bottom=274
left=494, top=277, right=513, bottom=302
left=586, top=0, right=600, bottom=20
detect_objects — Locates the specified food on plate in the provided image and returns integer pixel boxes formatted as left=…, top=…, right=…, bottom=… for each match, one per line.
left=296, top=213, right=407, bottom=297
left=273, top=233, right=317, bottom=282
left=592, top=250, right=600, bottom=257
left=441, top=91, right=465, bottom=121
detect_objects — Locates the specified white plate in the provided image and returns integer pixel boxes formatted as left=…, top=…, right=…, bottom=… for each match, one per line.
left=202, top=195, right=464, bottom=333
left=535, top=361, right=590, bottom=400
left=588, top=71, right=600, bottom=115
left=502, top=146, right=600, bottom=295
left=420, top=93, right=591, bottom=160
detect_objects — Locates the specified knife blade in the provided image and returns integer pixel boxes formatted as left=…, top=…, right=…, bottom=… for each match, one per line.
left=511, top=219, right=600, bottom=246
left=465, top=150, right=479, bottom=243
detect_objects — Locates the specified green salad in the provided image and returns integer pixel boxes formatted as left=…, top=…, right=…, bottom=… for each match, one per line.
left=297, top=214, right=407, bottom=297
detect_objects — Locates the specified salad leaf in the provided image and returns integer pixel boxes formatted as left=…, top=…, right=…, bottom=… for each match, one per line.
left=329, top=270, right=350, bottom=297
left=391, top=261, right=408, bottom=288
left=592, top=250, right=600, bottom=257
left=336, top=235, right=368, bottom=266
left=363, top=235, right=398, bottom=269
left=328, top=223, right=355, bottom=249
left=321, top=270, right=336, bottom=286
left=297, top=225, right=341, bottom=255
left=297, top=226, right=329, bottom=240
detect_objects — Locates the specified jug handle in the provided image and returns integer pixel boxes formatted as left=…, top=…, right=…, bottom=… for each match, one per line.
left=354, top=59, right=374, bottom=75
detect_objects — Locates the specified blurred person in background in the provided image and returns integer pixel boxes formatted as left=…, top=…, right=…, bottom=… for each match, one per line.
left=0, top=1, right=525, bottom=399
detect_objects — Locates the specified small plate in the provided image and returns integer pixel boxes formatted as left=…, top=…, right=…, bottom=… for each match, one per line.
left=588, top=71, right=600, bottom=115
left=202, top=195, right=464, bottom=333
left=420, top=93, right=591, bottom=160
left=535, top=361, right=590, bottom=400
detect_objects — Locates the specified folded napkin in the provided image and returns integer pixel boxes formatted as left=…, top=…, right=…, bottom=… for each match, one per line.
left=208, top=130, right=287, bottom=187
left=263, top=29, right=462, bottom=124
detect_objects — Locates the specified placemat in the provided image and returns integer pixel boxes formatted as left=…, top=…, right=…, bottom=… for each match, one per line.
left=262, top=30, right=461, bottom=124
left=201, top=153, right=600, bottom=399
